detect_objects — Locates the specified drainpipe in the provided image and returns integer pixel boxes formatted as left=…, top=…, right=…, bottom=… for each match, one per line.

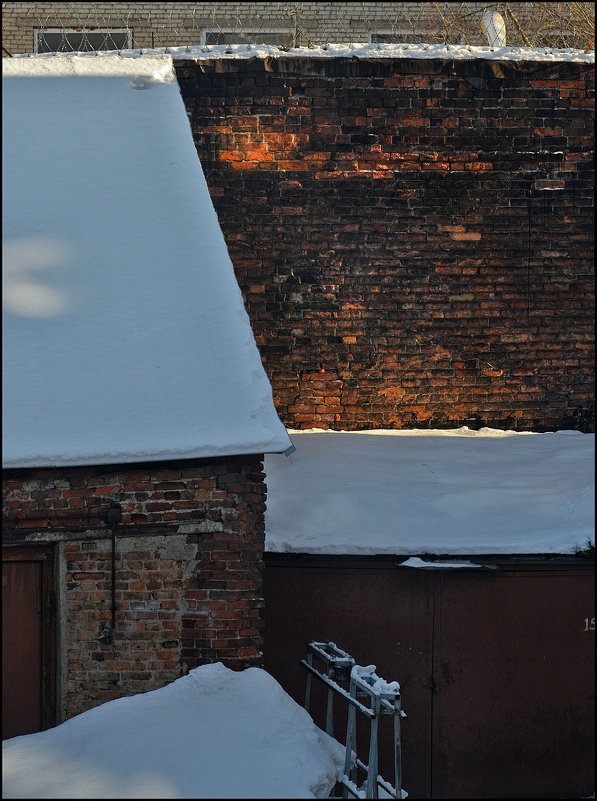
left=98, top=503, right=121, bottom=644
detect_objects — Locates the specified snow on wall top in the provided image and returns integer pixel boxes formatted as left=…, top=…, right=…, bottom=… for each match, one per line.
left=11, top=42, right=594, bottom=65
left=2, top=55, right=291, bottom=468
left=264, top=429, right=594, bottom=556
left=2, top=53, right=175, bottom=77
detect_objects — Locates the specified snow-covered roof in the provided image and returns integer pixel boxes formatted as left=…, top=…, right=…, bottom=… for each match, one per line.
left=2, top=662, right=344, bottom=798
left=264, top=429, right=594, bottom=556
left=2, top=55, right=291, bottom=468
left=12, top=42, right=595, bottom=65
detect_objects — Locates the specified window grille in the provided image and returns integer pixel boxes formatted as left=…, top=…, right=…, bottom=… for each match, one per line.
left=200, top=29, right=294, bottom=48
left=369, top=30, right=444, bottom=45
left=34, top=28, right=132, bottom=54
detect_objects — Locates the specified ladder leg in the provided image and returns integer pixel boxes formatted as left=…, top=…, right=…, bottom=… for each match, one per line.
left=344, top=679, right=358, bottom=790
left=325, top=666, right=335, bottom=737
left=366, top=694, right=380, bottom=799
left=393, top=698, right=402, bottom=799
left=304, top=651, right=313, bottom=713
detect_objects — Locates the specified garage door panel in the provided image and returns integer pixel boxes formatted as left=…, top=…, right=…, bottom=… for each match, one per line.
left=432, top=569, right=594, bottom=799
left=264, top=558, right=594, bottom=799
left=264, top=562, right=433, bottom=798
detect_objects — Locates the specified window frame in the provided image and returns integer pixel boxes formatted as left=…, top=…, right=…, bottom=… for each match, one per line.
left=33, top=27, right=133, bottom=54
left=368, top=29, right=447, bottom=45
left=199, top=28, right=294, bottom=47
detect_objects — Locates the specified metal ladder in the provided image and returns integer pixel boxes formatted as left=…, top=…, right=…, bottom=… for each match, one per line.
left=301, top=641, right=407, bottom=799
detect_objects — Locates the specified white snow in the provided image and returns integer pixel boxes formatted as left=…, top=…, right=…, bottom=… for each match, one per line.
left=13, top=42, right=594, bottom=64
left=351, top=665, right=400, bottom=698
left=264, top=428, right=594, bottom=556
left=2, top=54, right=175, bottom=77
left=2, top=55, right=291, bottom=467
left=1, top=662, right=344, bottom=799
left=398, top=556, right=483, bottom=569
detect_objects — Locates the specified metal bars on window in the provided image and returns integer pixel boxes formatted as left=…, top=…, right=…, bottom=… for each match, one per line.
left=33, top=28, right=132, bottom=54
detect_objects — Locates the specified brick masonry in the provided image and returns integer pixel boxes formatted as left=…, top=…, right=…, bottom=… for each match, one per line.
left=2, top=52, right=594, bottom=725
left=3, top=455, right=267, bottom=719
left=0, top=2, right=505, bottom=54
left=2, top=2, right=582, bottom=54
left=177, top=56, right=594, bottom=432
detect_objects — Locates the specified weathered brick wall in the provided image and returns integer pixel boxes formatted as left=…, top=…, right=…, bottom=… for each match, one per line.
left=177, top=56, right=595, bottom=432
left=3, top=455, right=267, bottom=719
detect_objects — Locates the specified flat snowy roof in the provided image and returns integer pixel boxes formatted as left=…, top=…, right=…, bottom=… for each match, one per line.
left=264, top=429, right=594, bottom=556
left=12, top=42, right=595, bottom=65
left=2, top=55, right=291, bottom=467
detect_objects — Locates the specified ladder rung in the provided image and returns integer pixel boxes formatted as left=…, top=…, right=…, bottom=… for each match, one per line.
left=300, top=660, right=375, bottom=719
left=303, top=642, right=405, bottom=800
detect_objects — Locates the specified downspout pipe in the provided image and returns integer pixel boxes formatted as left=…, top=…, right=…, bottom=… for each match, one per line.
left=99, top=504, right=121, bottom=644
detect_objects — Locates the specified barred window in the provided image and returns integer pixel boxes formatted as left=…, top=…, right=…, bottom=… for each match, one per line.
left=369, top=30, right=447, bottom=45
left=34, top=28, right=132, bottom=54
left=200, top=29, right=293, bottom=47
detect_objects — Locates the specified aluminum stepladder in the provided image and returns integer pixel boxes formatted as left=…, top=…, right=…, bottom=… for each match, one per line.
left=301, top=641, right=407, bottom=799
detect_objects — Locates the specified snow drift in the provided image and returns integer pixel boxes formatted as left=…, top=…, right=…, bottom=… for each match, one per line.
left=2, top=663, right=344, bottom=799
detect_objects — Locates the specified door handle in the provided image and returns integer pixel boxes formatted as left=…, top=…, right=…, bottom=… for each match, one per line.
left=423, top=678, right=440, bottom=694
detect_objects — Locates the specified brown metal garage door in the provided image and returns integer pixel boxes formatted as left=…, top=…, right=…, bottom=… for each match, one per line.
left=2, top=546, right=56, bottom=739
left=263, top=555, right=594, bottom=799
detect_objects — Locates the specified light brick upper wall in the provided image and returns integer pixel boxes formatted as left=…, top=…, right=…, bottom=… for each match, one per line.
left=2, top=2, right=557, bottom=54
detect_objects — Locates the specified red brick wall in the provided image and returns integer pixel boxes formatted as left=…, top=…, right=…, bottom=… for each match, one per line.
left=176, top=57, right=594, bottom=432
left=3, top=455, right=267, bottom=719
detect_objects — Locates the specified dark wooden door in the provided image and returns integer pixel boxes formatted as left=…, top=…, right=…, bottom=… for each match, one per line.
left=263, top=556, right=595, bottom=799
left=2, top=547, right=56, bottom=739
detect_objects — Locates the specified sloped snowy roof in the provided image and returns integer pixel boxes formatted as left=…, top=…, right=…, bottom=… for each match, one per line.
left=2, top=55, right=291, bottom=467
left=264, top=429, right=594, bottom=556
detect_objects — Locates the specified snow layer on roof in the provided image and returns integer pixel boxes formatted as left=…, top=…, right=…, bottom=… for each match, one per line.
left=264, top=428, right=594, bottom=556
left=2, top=55, right=291, bottom=467
left=399, top=556, right=483, bottom=569
left=2, top=53, right=174, bottom=77
left=2, top=662, right=344, bottom=798
left=13, top=42, right=594, bottom=64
